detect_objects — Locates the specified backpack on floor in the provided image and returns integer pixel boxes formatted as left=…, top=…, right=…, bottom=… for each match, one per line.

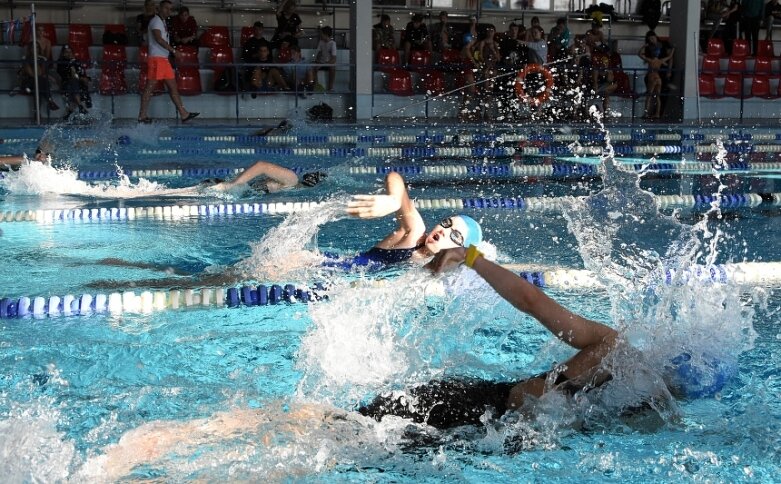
left=307, top=103, right=333, bottom=122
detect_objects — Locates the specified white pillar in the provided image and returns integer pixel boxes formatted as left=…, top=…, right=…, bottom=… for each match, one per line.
left=669, top=0, right=701, bottom=120
left=351, top=0, right=373, bottom=120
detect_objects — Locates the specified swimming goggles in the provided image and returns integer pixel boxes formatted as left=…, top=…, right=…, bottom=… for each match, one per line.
left=438, top=217, right=465, bottom=247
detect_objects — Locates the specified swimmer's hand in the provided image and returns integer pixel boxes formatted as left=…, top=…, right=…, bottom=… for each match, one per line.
left=425, top=247, right=467, bottom=274
left=346, top=194, right=401, bottom=218
left=210, top=182, right=231, bottom=192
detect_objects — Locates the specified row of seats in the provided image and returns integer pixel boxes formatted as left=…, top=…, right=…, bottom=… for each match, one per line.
left=22, top=22, right=282, bottom=49
left=702, top=56, right=781, bottom=75
left=699, top=73, right=781, bottom=98
left=706, top=38, right=777, bottom=58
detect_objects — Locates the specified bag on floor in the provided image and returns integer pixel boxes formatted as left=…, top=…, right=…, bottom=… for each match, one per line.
left=307, top=102, right=333, bottom=122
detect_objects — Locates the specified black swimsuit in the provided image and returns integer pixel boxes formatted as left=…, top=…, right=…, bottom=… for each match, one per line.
left=359, top=372, right=585, bottom=430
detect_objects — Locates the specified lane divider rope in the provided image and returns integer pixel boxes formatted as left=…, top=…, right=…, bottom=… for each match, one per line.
left=1, top=193, right=779, bottom=224
left=2, top=261, right=779, bottom=319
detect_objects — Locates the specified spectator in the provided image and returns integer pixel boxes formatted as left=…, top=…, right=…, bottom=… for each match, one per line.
left=272, top=0, right=303, bottom=49
left=171, top=6, right=199, bottom=47
left=459, top=20, right=481, bottom=121
left=310, top=26, right=337, bottom=92
left=402, top=13, right=432, bottom=64
left=527, top=16, right=545, bottom=40
left=10, top=24, right=59, bottom=113
left=526, top=26, right=548, bottom=63
left=250, top=44, right=288, bottom=93
left=136, top=0, right=157, bottom=45
left=548, top=17, right=570, bottom=60
left=638, top=31, right=675, bottom=117
left=590, top=43, right=617, bottom=113
left=639, top=0, right=662, bottom=30
left=372, top=14, right=395, bottom=51
left=498, top=23, right=527, bottom=68
left=742, top=0, right=764, bottom=55
left=722, top=0, right=741, bottom=54
left=56, top=45, right=90, bottom=117
left=765, top=0, right=781, bottom=39
left=283, top=45, right=314, bottom=94
left=430, top=11, right=454, bottom=53
left=640, top=43, right=672, bottom=118
left=242, top=21, right=270, bottom=90
left=137, top=0, right=198, bottom=123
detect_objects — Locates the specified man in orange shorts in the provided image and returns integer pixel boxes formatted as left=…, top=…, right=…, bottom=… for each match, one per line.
left=138, top=0, right=199, bottom=123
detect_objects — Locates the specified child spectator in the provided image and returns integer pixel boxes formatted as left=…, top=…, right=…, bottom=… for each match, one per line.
left=590, top=43, right=617, bottom=113
left=526, top=16, right=545, bottom=41
left=272, top=0, right=303, bottom=49
left=430, top=11, right=454, bottom=52
left=547, top=17, right=570, bottom=60
left=241, top=21, right=270, bottom=90
left=56, top=45, right=90, bottom=117
left=310, top=26, right=337, bottom=92
left=11, top=24, right=59, bottom=113
left=526, top=26, right=548, bottom=64
left=373, top=14, right=395, bottom=51
left=251, top=44, right=288, bottom=93
left=171, top=6, right=199, bottom=46
left=498, top=23, right=530, bottom=69
left=284, top=45, right=314, bottom=94
left=136, top=0, right=157, bottom=45
left=403, top=13, right=432, bottom=64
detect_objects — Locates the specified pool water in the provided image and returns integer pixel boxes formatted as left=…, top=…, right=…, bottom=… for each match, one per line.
left=0, top=122, right=779, bottom=481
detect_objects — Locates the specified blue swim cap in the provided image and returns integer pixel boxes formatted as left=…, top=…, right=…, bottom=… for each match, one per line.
left=117, top=135, right=130, bottom=145
left=457, top=214, right=482, bottom=248
left=666, top=352, right=737, bottom=399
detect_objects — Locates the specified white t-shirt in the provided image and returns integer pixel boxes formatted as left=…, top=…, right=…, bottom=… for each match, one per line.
left=148, top=15, right=170, bottom=58
left=315, top=39, right=337, bottom=63
left=526, top=39, right=548, bottom=64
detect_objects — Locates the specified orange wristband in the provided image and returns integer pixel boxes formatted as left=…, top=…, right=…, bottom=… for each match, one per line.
left=464, top=245, right=483, bottom=268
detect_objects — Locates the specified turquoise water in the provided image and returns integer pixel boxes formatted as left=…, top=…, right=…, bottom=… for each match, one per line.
left=0, top=123, right=779, bottom=481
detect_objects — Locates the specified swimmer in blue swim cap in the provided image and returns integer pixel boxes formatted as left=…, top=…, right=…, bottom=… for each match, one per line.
left=346, top=172, right=482, bottom=265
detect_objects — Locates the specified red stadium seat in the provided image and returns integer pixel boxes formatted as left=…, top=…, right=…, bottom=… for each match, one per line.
left=138, top=46, right=164, bottom=94
left=706, top=38, right=725, bottom=57
left=174, top=45, right=201, bottom=95
left=441, top=48, right=462, bottom=64
left=727, top=55, right=747, bottom=73
left=699, top=74, right=718, bottom=98
left=200, top=26, right=231, bottom=48
left=701, top=55, right=721, bottom=74
left=99, top=67, right=127, bottom=95
left=99, top=39, right=127, bottom=94
left=71, top=43, right=91, bottom=63
left=68, top=24, right=93, bottom=47
left=408, top=49, right=432, bottom=71
left=753, top=56, right=773, bottom=75
left=387, top=68, right=413, bottom=96
left=240, top=26, right=253, bottom=47
left=732, top=39, right=750, bottom=58
left=757, top=40, right=775, bottom=59
left=209, top=45, right=236, bottom=93
left=723, top=73, right=746, bottom=98
left=102, top=24, right=127, bottom=45
left=423, top=70, right=445, bottom=95
left=376, top=48, right=400, bottom=72
left=751, top=75, right=776, bottom=98
left=21, top=22, right=57, bottom=45
left=277, top=46, right=292, bottom=64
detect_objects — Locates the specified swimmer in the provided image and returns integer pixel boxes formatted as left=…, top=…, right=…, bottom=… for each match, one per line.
left=343, top=172, right=483, bottom=266
left=208, top=159, right=326, bottom=195
left=0, top=145, right=51, bottom=167
left=251, top=119, right=291, bottom=137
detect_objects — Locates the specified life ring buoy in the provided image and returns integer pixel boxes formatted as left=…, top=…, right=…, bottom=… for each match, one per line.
left=515, top=64, right=555, bottom=106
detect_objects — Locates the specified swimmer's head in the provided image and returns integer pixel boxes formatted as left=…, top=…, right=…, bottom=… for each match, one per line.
left=301, top=171, right=327, bottom=188
left=425, top=214, right=482, bottom=254
left=663, top=352, right=737, bottom=399
left=199, top=177, right=225, bottom=186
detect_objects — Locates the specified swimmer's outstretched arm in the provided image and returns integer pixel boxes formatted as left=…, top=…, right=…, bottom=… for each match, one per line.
left=346, top=172, right=426, bottom=249
left=427, top=247, right=617, bottom=350
left=215, top=160, right=299, bottom=191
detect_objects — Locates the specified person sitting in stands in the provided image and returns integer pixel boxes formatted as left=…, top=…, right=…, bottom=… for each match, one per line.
left=250, top=43, right=289, bottom=93
left=241, top=21, right=270, bottom=91
left=136, top=0, right=157, bottom=45
left=272, top=0, right=303, bottom=49
left=547, top=17, right=570, bottom=60
left=430, top=11, right=454, bottom=53
left=309, top=26, right=337, bottom=92
left=171, top=6, right=199, bottom=47
left=284, top=45, right=315, bottom=94
left=372, top=14, right=395, bottom=51
left=402, top=13, right=432, bottom=64
left=525, top=25, right=548, bottom=64
left=56, top=45, right=90, bottom=118
left=11, top=24, right=59, bottom=113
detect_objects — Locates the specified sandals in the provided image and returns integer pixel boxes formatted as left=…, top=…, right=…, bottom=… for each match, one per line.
left=182, top=112, right=200, bottom=123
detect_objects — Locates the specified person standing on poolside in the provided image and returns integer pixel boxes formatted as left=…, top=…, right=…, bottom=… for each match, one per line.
left=137, top=0, right=199, bottom=124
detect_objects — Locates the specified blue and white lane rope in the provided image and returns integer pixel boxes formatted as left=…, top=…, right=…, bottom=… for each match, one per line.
left=1, top=261, right=779, bottom=319
left=131, top=144, right=781, bottom=159
left=70, top=161, right=781, bottom=181
left=1, top=192, right=779, bottom=224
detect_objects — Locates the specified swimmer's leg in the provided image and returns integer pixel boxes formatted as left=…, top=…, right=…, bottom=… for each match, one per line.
left=97, top=257, right=195, bottom=275
left=85, top=271, right=242, bottom=290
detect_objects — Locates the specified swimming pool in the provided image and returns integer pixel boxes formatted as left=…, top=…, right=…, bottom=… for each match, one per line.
left=0, top=121, right=779, bottom=481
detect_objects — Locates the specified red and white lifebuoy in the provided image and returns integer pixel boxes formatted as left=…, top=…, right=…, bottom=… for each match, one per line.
left=515, top=64, right=555, bottom=106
